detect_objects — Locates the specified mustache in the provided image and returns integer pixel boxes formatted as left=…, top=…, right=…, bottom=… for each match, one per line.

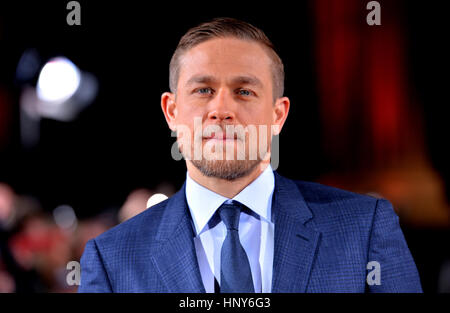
left=194, top=124, right=247, bottom=141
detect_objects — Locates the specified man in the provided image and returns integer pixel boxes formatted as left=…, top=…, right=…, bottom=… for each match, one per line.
left=79, top=18, right=422, bottom=292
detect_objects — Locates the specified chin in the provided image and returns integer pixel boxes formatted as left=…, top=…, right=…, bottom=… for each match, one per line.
left=190, top=158, right=262, bottom=181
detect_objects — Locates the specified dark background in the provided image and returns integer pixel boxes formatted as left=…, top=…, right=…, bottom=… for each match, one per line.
left=0, top=1, right=323, bottom=216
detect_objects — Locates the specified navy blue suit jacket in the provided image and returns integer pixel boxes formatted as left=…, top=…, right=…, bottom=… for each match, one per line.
left=78, top=172, right=422, bottom=292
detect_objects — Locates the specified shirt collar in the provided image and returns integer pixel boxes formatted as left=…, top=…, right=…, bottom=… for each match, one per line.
left=185, top=165, right=275, bottom=235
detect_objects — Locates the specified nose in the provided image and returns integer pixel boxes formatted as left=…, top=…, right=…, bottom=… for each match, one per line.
left=206, top=89, right=236, bottom=122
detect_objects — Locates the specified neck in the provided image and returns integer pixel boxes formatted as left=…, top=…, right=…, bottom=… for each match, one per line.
left=186, top=160, right=271, bottom=199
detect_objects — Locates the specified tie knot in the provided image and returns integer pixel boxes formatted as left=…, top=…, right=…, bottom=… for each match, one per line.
left=219, top=202, right=242, bottom=231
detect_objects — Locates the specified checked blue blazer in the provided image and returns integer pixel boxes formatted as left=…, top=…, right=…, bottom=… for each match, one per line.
left=78, top=172, right=422, bottom=292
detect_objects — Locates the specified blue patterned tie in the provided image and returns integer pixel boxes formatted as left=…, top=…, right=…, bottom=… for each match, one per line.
left=219, top=201, right=255, bottom=293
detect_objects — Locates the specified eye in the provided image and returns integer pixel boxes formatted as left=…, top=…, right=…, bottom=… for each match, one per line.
left=195, top=87, right=213, bottom=95
left=236, top=89, right=253, bottom=96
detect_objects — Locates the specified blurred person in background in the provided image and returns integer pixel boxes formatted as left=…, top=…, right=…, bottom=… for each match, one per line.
left=71, top=216, right=115, bottom=263
left=1, top=183, right=84, bottom=292
left=0, top=183, right=45, bottom=292
left=118, top=189, right=153, bottom=223
left=0, top=183, right=16, bottom=292
left=0, top=262, right=15, bottom=293
left=118, top=184, right=175, bottom=223
left=8, top=210, right=72, bottom=292
left=2, top=182, right=128, bottom=292
left=0, top=183, right=15, bottom=230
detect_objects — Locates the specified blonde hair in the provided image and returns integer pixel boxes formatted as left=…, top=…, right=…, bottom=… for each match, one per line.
left=169, top=17, right=285, bottom=100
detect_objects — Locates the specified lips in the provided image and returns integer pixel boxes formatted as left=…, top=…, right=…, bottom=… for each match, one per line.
left=203, top=132, right=238, bottom=140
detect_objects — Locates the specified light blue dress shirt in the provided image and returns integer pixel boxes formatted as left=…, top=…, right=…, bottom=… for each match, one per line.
left=185, top=165, right=275, bottom=293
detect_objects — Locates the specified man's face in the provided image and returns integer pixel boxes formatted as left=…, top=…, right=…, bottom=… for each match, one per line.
left=162, top=37, right=288, bottom=180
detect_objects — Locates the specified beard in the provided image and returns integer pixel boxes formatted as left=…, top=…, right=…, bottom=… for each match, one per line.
left=177, top=122, right=271, bottom=181
left=178, top=138, right=268, bottom=181
left=190, top=158, right=262, bottom=181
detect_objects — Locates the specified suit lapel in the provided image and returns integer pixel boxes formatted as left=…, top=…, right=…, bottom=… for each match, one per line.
left=271, top=172, right=322, bottom=293
left=151, top=184, right=206, bottom=293
left=150, top=172, right=321, bottom=293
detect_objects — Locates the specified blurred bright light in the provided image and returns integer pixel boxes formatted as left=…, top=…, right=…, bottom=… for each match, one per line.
left=37, top=57, right=81, bottom=102
left=53, top=204, right=78, bottom=230
left=147, top=193, right=168, bottom=208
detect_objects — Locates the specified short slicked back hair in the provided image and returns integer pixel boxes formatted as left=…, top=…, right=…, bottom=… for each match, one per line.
left=169, top=17, right=285, bottom=100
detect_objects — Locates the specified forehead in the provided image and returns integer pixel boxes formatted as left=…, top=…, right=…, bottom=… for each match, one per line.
left=178, top=37, right=272, bottom=87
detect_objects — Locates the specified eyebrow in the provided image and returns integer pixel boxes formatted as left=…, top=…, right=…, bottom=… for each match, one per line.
left=185, top=75, right=217, bottom=87
left=231, top=75, right=264, bottom=89
left=185, top=74, right=264, bottom=89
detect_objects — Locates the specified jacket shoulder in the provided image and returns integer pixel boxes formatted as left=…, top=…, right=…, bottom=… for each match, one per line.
left=289, top=178, right=381, bottom=224
left=293, top=179, right=377, bottom=204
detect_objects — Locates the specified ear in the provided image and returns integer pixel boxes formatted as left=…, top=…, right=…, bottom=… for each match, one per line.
left=272, top=96, right=290, bottom=135
left=161, top=92, right=177, bottom=132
